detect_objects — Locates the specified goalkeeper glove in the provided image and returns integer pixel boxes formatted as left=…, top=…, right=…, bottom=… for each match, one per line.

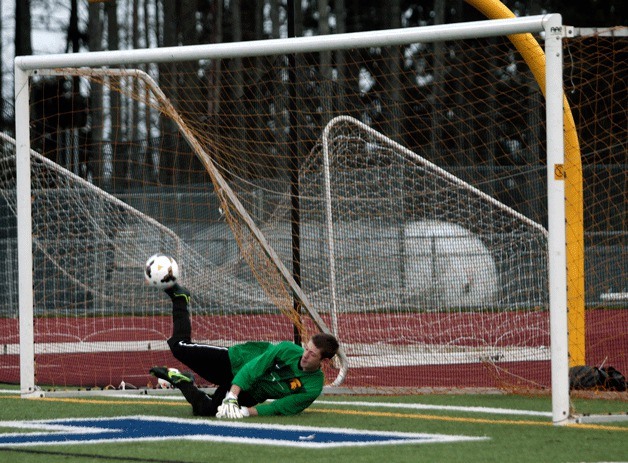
left=216, top=391, right=249, bottom=419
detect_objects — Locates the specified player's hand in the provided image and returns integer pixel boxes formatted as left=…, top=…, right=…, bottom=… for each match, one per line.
left=216, top=403, right=242, bottom=419
left=216, top=391, right=245, bottom=419
left=216, top=405, right=250, bottom=418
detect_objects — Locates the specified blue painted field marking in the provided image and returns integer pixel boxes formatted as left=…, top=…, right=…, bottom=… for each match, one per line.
left=0, top=416, right=488, bottom=448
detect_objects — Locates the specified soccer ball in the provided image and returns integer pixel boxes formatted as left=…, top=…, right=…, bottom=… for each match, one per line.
left=144, top=254, right=179, bottom=289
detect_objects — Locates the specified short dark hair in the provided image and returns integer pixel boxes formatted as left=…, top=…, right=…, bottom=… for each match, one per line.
left=311, top=333, right=339, bottom=360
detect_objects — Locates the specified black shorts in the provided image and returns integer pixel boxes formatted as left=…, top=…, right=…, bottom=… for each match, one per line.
left=167, top=339, right=233, bottom=386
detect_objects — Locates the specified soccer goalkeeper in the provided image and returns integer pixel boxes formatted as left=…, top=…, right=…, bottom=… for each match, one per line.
left=150, top=284, right=339, bottom=419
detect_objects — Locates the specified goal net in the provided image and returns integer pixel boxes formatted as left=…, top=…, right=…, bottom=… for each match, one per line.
left=6, top=18, right=626, bottom=421
left=303, top=115, right=550, bottom=384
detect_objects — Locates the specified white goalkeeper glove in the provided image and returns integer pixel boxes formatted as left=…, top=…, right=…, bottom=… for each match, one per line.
left=216, top=391, right=250, bottom=419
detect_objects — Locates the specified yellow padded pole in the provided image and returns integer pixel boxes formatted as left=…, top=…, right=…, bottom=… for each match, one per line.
left=464, top=0, right=585, bottom=366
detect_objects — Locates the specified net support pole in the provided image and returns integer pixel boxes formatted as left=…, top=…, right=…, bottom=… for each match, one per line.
left=14, top=65, right=37, bottom=398
left=544, top=14, right=571, bottom=425
left=287, top=0, right=303, bottom=346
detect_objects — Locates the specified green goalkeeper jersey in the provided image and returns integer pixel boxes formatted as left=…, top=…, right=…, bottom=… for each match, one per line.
left=228, top=341, right=324, bottom=416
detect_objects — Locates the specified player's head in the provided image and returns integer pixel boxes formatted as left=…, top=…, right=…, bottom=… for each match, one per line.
left=300, top=333, right=339, bottom=371
left=310, top=333, right=339, bottom=360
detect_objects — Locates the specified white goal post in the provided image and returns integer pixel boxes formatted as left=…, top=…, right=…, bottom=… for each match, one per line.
left=14, top=15, right=571, bottom=424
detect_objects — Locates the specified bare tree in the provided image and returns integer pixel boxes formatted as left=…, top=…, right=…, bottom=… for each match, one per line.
left=335, top=0, right=347, bottom=114
left=270, top=0, right=280, bottom=38
left=103, top=0, right=126, bottom=188
left=87, top=0, right=105, bottom=186
left=318, top=0, right=333, bottom=125
left=382, top=0, right=401, bottom=142
left=208, top=0, right=223, bottom=117
left=430, top=0, right=446, bottom=163
left=130, top=0, right=141, bottom=142
left=15, top=0, right=32, bottom=56
left=158, top=0, right=178, bottom=185
left=0, top=0, right=4, bottom=129
left=318, top=0, right=331, bottom=78
left=232, top=0, right=244, bottom=100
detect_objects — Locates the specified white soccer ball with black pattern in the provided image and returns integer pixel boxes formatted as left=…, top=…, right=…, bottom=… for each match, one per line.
left=144, top=254, right=179, bottom=289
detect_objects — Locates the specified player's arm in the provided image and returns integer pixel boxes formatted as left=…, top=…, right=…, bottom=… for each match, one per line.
left=217, top=345, right=285, bottom=419
left=226, top=384, right=258, bottom=416
left=225, top=381, right=318, bottom=417
left=254, top=388, right=319, bottom=416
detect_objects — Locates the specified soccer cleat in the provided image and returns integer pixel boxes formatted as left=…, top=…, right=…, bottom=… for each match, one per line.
left=150, top=366, right=194, bottom=386
left=164, top=284, right=191, bottom=303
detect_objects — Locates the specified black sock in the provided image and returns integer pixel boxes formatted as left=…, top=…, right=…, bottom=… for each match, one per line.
left=166, top=285, right=192, bottom=343
left=177, top=382, right=217, bottom=416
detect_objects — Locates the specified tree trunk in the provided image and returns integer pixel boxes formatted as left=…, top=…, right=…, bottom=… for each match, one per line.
left=319, top=0, right=333, bottom=125
left=0, top=0, right=3, bottom=131
left=335, top=0, right=347, bottom=114
left=15, top=0, right=32, bottom=56
left=383, top=0, right=401, bottom=142
left=88, top=1, right=104, bottom=186
left=158, top=0, right=178, bottom=186
left=430, top=0, right=446, bottom=164
left=131, top=0, right=140, bottom=142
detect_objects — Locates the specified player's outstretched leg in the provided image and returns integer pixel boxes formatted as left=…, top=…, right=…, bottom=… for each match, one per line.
left=149, top=366, right=194, bottom=386
left=157, top=284, right=232, bottom=416
left=165, top=283, right=192, bottom=346
left=149, top=366, right=217, bottom=416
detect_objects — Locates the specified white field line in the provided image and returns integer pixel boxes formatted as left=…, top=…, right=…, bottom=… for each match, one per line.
left=315, top=400, right=552, bottom=417
left=0, top=388, right=551, bottom=418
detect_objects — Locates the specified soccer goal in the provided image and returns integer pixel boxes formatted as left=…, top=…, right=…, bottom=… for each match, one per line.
left=9, top=15, right=625, bottom=425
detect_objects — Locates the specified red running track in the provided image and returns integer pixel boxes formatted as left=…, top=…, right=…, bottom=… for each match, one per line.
left=0, top=310, right=625, bottom=390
